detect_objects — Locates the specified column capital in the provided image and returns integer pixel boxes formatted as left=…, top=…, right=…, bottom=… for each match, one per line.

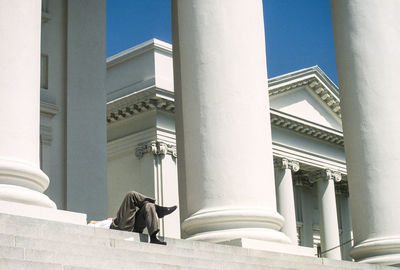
left=309, top=169, right=341, bottom=184
left=135, top=141, right=177, bottom=159
left=274, top=157, right=300, bottom=172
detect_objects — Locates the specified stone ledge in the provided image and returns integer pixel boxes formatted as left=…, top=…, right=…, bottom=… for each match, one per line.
left=0, top=200, right=86, bottom=225
left=220, top=238, right=316, bottom=257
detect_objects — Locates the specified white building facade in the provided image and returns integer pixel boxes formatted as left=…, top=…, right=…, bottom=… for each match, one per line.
left=105, top=39, right=351, bottom=259
left=1, top=0, right=400, bottom=266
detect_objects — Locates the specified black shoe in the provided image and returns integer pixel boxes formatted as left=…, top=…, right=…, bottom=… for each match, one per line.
left=150, top=235, right=167, bottom=245
left=155, top=205, right=177, bottom=219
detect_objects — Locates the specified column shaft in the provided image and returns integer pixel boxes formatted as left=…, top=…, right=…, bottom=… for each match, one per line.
left=317, top=178, right=341, bottom=259
left=0, top=0, right=55, bottom=208
left=275, top=158, right=299, bottom=245
left=300, top=187, right=314, bottom=248
left=331, top=0, right=400, bottom=265
left=172, top=0, right=289, bottom=243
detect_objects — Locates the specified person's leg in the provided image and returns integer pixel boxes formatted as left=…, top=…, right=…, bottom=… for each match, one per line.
left=110, top=190, right=156, bottom=231
left=134, top=201, right=166, bottom=245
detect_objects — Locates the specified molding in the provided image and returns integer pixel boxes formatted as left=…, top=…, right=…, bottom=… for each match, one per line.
left=107, top=87, right=175, bottom=123
left=274, top=157, right=299, bottom=172
left=271, top=109, right=344, bottom=146
left=135, top=140, right=177, bottom=159
left=106, top=91, right=344, bottom=148
left=308, top=169, right=342, bottom=184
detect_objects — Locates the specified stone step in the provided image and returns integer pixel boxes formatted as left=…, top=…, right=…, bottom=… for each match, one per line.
left=0, top=232, right=380, bottom=270
left=0, top=243, right=310, bottom=270
left=0, top=226, right=330, bottom=270
left=0, top=212, right=396, bottom=270
left=0, top=235, right=326, bottom=270
left=0, top=258, right=62, bottom=270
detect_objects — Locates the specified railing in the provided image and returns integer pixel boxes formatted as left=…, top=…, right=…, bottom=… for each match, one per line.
left=316, top=238, right=353, bottom=257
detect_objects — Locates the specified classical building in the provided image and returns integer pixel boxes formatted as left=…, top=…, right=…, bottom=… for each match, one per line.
left=105, top=39, right=350, bottom=259
left=1, top=0, right=400, bottom=267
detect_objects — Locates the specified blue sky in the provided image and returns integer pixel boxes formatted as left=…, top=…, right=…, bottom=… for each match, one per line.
left=107, top=0, right=337, bottom=83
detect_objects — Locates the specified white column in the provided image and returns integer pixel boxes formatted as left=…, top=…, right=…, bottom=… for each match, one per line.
left=135, top=141, right=181, bottom=239
left=172, top=0, right=289, bottom=243
left=310, top=169, right=341, bottom=259
left=274, top=158, right=299, bottom=245
left=0, top=0, right=55, bottom=208
left=332, top=0, right=400, bottom=265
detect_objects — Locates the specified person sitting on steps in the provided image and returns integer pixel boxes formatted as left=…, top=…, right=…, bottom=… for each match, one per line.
left=109, top=190, right=177, bottom=245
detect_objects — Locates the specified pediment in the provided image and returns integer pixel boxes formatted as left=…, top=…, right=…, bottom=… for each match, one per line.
left=268, top=67, right=342, bottom=131
left=270, top=87, right=341, bottom=131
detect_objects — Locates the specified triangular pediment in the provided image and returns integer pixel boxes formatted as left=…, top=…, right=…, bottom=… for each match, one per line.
left=270, top=87, right=341, bottom=131
left=268, top=67, right=342, bottom=131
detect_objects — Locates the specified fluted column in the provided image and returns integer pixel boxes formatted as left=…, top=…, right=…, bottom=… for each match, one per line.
left=310, top=169, right=341, bottom=259
left=172, top=0, right=289, bottom=243
left=274, top=157, right=299, bottom=245
left=0, top=0, right=55, bottom=208
left=331, top=0, right=400, bottom=265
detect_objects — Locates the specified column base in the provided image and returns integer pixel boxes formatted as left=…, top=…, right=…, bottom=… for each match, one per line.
left=182, top=207, right=290, bottom=244
left=0, top=157, right=50, bottom=192
left=0, top=184, right=56, bottom=208
left=350, top=236, right=400, bottom=266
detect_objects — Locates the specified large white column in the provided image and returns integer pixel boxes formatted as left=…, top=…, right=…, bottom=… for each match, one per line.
left=274, top=158, right=299, bottom=245
left=331, top=0, right=400, bottom=265
left=172, top=0, right=289, bottom=243
left=0, top=0, right=55, bottom=208
left=310, top=169, right=341, bottom=260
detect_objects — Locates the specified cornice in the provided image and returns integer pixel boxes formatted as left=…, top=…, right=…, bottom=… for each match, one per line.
left=270, top=109, right=344, bottom=146
left=106, top=87, right=175, bottom=123
left=107, top=92, right=344, bottom=147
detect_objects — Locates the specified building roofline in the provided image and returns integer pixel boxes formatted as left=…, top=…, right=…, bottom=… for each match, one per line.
left=106, top=38, right=172, bottom=68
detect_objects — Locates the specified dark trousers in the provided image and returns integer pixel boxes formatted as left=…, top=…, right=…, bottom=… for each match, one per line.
left=111, top=190, right=159, bottom=235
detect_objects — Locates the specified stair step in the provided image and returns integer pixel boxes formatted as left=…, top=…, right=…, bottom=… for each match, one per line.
left=0, top=212, right=397, bottom=270
left=0, top=258, right=62, bottom=270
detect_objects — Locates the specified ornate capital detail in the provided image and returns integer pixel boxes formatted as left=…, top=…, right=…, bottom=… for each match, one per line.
left=274, top=157, right=300, bottom=172
left=135, top=141, right=177, bottom=159
left=308, top=169, right=342, bottom=184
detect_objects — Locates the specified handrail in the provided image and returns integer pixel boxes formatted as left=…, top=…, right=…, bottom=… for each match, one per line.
left=316, top=238, right=353, bottom=257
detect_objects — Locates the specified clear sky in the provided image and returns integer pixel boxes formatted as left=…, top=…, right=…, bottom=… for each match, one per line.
left=107, top=0, right=337, bottom=84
